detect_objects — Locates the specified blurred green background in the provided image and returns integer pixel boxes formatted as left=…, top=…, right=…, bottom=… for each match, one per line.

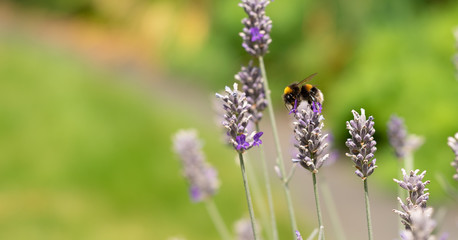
left=0, top=0, right=458, bottom=239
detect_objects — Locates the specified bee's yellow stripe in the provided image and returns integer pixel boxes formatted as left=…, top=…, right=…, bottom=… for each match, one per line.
left=284, top=86, right=292, bottom=94
left=305, top=84, right=313, bottom=92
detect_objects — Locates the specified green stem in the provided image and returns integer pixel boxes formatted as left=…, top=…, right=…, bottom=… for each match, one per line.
left=239, top=152, right=258, bottom=240
left=259, top=56, right=297, bottom=239
left=363, top=179, right=373, bottom=240
left=205, top=199, right=232, bottom=240
left=256, top=123, right=279, bottom=240
left=312, top=173, right=324, bottom=240
left=321, top=178, right=346, bottom=240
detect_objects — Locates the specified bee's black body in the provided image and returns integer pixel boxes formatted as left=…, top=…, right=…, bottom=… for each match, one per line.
left=283, top=73, right=324, bottom=111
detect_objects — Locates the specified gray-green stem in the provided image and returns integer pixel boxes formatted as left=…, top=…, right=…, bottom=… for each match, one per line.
left=239, top=152, right=258, bottom=240
left=397, top=160, right=405, bottom=234
left=259, top=56, right=298, bottom=239
left=404, top=153, right=413, bottom=173
left=256, top=123, right=279, bottom=240
left=312, top=173, right=324, bottom=240
left=363, top=179, right=373, bottom=240
left=205, top=199, right=232, bottom=240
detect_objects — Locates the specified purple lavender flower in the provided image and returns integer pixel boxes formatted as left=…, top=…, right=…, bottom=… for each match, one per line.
left=252, top=132, right=263, bottom=146
left=292, top=107, right=329, bottom=173
left=448, top=133, right=458, bottom=180
left=399, top=207, right=437, bottom=240
left=295, top=230, right=303, bottom=240
left=239, top=0, right=272, bottom=57
left=250, top=27, right=264, bottom=41
left=345, top=109, right=377, bottom=179
left=235, top=61, right=267, bottom=123
left=172, top=129, right=220, bottom=202
left=393, top=169, right=431, bottom=230
left=216, top=83, right=263, bottom=153
left=387, top=115, right=407, bottom=158
left=387, top=115, right=424, bottom=159
left=236, top=134, right=251, bottom=150
left=189, top=185, right=201, bottom=201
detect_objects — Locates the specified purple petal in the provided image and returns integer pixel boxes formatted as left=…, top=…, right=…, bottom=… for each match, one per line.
left=236, top=134, right=246, bottom=144
left=236, top=134, right=248, bottom=150
left=254, top=131, right=264, bottom=140
left=252, top=132, right=264, bottom=147
left=250, top=27, right=264, bottom=42
left=190, top=185, right=201, bottom=202
left=289, top=99, right=298, bottom=115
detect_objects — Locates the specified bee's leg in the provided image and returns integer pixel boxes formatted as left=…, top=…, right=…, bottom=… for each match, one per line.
left=307, top=95, right=316, bottom=106
left=311, top=101, right=322, bottom=113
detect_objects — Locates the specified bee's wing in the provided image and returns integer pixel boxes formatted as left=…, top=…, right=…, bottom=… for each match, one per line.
left=297, top=73, right=318, bottom=86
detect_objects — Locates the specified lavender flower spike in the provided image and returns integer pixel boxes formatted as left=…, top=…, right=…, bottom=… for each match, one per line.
left=400, top=207, right=437, bottom=240
left=216, top=83, right=263, bottom=153
left=235, top=61, right=267, bottom=124
left=239, top=0, right=272, bottom=57
left=387, top=115, right=424, bottom=159
left=394, top=169, right=430, bottom=208
left=393, top=168, right=431, bottom=231
left=345, top=109, right=377, bottom=179
left=448, top=133, right=458, bottom=181
left=292, top=107, right=329, bottom=173
left=172, top=129, right=220, bottom=202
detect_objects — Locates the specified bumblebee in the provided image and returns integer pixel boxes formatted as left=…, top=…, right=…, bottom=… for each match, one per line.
left=283, top=73, right=324, bottom=112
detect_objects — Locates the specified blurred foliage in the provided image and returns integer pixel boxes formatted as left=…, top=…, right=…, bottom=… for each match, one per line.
left=0, top=35, right=255, bottom=239
left=1, top=0, right=458, bottom=238
left=11, top=0, right=93, bottom=15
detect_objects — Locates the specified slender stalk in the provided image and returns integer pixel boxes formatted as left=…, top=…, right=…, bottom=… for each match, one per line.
left=321, top=179, right=346, bottom=240
left=404, top=153, right=413, bottom=172
left=285, top=163, right=298, bottom=184
left=363, top=179, right=373, bottom=240
left=205, top=199, right=232, bottom=240
left=312, top=173, right=324, bottom=240
left=318, top=226, right=324, bottom=240
left=239, top=152, right=258, bottom=240
left=259, top=56, right=298, bottom=239
left=396, top=160, right=404, bottom=233
left=306, top=228, right=319, bottom=240
left=256, top=123, right=279, bottom=240
left=435, top=173, right=458, bottom=201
